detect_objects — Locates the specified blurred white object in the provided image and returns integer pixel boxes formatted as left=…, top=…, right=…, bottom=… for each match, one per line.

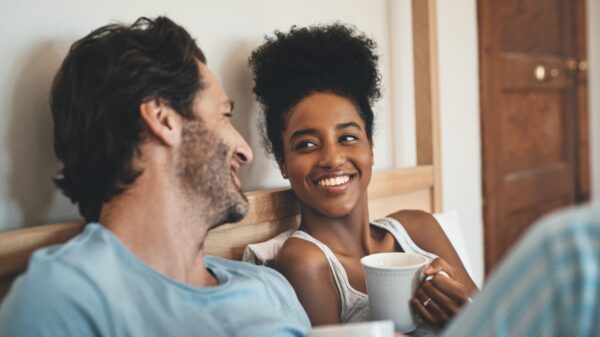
left=433, top=210, right=474, bottom=280
left=308, top=320, right=394, bottom=337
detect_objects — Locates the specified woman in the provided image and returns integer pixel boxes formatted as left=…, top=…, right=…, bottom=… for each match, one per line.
left=248, top=23, right=477, bottom=330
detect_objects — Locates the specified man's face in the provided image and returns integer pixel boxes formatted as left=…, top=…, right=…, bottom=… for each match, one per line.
left=176, top=62, right=253, bottom=227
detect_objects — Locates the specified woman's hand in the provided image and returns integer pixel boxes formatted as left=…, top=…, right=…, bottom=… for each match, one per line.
left=411, top=258, right=470, bottom=327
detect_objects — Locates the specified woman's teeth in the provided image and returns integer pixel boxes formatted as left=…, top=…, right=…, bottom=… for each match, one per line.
left=317, top=175, right=350, bottom=187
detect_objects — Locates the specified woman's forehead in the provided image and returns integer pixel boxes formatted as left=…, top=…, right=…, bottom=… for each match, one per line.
left=285, top=92, right=365, bottom=130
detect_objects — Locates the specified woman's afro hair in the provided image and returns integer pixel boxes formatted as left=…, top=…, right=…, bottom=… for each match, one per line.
left=248, top=22, right=382, bottom=160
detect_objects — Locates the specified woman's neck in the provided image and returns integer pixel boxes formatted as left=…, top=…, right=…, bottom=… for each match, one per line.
left=298, top=197, right=375, bottom=257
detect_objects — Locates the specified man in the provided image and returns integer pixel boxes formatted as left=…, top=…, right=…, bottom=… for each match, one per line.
left=441, top=202, right=600, bottom=337
left=0, top=17, right=309, bottom=336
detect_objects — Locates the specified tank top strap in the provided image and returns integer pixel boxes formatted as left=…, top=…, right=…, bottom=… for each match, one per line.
left=370, top=217, right=438, bottom=260
left=290, top=230, right=367, bottom=319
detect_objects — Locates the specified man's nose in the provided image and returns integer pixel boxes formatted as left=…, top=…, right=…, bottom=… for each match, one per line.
left=233, top=132, right=253, bottom=165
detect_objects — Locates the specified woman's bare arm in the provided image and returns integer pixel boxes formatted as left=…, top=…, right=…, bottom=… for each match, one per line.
left=271, top=238, right=342, bottom=326
left=389, top=209, right=477, bottom=292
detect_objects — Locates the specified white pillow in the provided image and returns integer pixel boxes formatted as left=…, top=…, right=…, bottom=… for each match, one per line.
left=433, top=210, right=474, bottom=279
left=242, top=229, right=294, bottom=265
left=242, top=210, right=473, bottom=280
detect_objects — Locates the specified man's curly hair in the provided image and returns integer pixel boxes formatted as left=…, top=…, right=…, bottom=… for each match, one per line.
left=248, top=23, right=382, bottom=161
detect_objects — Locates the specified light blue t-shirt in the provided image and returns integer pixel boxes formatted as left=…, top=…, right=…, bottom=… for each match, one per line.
left=0, top=223, right=310, bottom=337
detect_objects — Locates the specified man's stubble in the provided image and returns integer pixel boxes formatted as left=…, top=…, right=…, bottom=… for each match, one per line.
left=177, top=119, right=249, bottom=228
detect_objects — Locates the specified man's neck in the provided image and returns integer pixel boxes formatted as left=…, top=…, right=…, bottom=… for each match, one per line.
left=99, top=169, right=218, bottom=287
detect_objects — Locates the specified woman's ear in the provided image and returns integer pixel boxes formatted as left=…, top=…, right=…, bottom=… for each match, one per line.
left=139, top=98, right=182, bottom=147
left=277, top=159, right=288, bottom=179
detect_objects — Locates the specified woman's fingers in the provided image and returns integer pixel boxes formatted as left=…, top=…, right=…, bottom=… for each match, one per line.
left=429, top=273, right=470, bottom=304
left=414, top=287, right=450, bottom=325
left=421, top=277, right=461, bottom=317
left=422, top=258, right=456, bottom=278
left=413, top=257, right=470, bottom=327
left=412, top=289, right=439, bottom=326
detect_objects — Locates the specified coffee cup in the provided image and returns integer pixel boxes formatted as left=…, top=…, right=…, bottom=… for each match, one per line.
left=361, top=252, right=429, bottom=332
left=308, top=320, right=395, bottom=337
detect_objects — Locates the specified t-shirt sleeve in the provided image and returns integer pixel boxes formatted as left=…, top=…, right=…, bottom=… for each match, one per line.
left=0, top=257, right=110, bottom=337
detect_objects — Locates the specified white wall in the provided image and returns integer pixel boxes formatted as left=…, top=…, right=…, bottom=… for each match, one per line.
left=589, top=0, right=600, bottom=202
left=0, top=0, right=396, bottom=230
left=436, top=0, right=484, bottom=285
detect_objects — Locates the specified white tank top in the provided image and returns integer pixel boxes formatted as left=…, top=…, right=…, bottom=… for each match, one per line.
left=290, top=217, right=438, bottom=323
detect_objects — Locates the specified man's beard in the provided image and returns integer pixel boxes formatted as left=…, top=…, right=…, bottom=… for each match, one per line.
left=176, top=120, right=249, bottom=227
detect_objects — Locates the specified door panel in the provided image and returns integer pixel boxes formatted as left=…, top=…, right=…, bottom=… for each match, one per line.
left=500, top=0, right=563, bottom=55
left=479, top=0, right=588, bottom=274
left=502, top=195, right=567, bottom=252
left=501, top=92, right=565, bottom=172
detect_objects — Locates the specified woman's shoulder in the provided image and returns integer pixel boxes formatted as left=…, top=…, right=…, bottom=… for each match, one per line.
left=387, top=210, right=440, bottom=235
left=273, top=236, right=331, bottom=276
left=385, top=210, right=447, bottom=253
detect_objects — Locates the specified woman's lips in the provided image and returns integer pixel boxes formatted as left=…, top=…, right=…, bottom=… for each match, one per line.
left=317, top=175, right=351, bottom=187
left=314, top=174, right=355, bottom=194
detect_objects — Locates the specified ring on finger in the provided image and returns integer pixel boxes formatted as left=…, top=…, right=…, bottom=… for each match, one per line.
left=423, top=297, right=432, bottom=307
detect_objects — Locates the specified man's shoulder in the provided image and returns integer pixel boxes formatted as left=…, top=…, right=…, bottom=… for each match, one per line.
left=529, top=203, right=600, bottom=244
left=0, top=225, right=110, bottom=336
left=0, top=223, right=117, bottom=316
left=3, top=223, right=111, bottom=292
left=27, top=223, right=117, bottom=274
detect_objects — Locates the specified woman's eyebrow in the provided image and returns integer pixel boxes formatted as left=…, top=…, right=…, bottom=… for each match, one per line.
left=289, top=121, right=362, bottom=141
left=289, top=128, right=317, bottom=141
left=336, top=121, right=362, bottom=130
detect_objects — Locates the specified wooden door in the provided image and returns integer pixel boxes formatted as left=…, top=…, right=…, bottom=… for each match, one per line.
left=478, top=0, right=590, bottom=274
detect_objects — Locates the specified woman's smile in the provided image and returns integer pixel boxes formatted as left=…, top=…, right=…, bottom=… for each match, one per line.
left=313, top=173, right=357, bottom=194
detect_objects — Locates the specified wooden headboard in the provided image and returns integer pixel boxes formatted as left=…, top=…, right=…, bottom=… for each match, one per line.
left=0, top=0, right=441, bottom=302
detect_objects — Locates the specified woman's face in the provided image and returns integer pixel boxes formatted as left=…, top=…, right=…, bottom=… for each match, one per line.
left=279, top=92, right=373, bottom=218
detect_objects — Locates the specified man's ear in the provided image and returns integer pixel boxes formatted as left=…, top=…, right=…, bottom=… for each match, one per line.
left=139, top=98, right=182, bottom=147
left=277, top=158, right=288, bottom=179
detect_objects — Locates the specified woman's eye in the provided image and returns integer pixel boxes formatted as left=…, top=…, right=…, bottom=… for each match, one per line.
left=293, top=141, right=318, bottom=151
left=339, top=135, right=358, bottom=143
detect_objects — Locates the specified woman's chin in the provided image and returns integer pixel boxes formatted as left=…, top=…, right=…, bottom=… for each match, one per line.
left=312, top=203, right=358, bottom=219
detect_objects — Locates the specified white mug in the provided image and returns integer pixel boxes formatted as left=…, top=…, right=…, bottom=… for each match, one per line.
left=361, top=252, right=429, bottom=333
left=308, top=320, right=395, bottom=337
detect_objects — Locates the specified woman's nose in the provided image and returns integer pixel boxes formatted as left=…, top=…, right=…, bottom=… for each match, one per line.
left=318, top=143, right=344, bottom=169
